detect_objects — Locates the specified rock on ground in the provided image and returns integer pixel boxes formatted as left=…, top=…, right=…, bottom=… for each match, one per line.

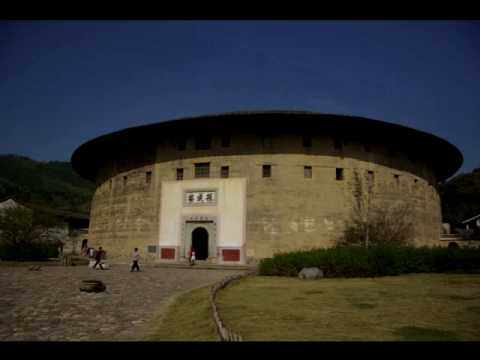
left=298, top=267, right=324, bottom=280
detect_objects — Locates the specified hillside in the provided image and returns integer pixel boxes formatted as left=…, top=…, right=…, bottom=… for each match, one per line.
left=439, top=168, right=480, bottom=225
left=0, top=154, right=95, bottom=216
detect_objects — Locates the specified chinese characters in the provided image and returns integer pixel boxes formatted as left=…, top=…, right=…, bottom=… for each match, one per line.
left=185, top=191, right=216, bottom=205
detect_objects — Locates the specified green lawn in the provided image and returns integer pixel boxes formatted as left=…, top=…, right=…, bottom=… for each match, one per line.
left=216, top=274, right=480, bottom=341
left=147, top=274, right=480, bottom=341
left=147, top=286, right=218, bottom=341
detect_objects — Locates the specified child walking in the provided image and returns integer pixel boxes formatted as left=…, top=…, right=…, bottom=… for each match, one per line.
left=131, top=247, right=141, bottom=272
left=189, top=247, right=196, bottom=266
left=93, top=247, right=104, bottom=270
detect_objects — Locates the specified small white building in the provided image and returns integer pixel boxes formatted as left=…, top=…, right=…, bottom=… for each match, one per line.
left=0, top=198, right=27, bottom=211
left=461, top=214, right=480, bottom=239
left=0, top=198, right=89, bottom=253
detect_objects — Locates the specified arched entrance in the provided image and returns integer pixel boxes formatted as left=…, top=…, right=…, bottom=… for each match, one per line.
left=192, top=227, right=209, bottom=260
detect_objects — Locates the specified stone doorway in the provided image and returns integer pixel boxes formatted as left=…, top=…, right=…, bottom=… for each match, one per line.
left=192, top=227, right=209, bottom=260
left=182, top=217, right=217, bottom=262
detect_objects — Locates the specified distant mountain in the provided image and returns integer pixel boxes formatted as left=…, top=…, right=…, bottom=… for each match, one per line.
left=0, top=154, right=94, bottom=216
left=439, top=168, right=480, bottom=225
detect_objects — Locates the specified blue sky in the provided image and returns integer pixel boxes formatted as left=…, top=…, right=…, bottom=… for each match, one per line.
left=1, top=20, right=478, bottom=177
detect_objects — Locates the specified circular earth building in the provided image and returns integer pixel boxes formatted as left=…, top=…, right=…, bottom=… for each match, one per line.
left=71, top=111, right=463, bottom=265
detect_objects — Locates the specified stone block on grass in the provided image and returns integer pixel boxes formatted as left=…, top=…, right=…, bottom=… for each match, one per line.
left=298, top=267, right=324, bottom=280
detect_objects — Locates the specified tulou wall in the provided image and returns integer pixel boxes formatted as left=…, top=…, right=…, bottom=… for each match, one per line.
left=86, top=131, right=442, bottom=264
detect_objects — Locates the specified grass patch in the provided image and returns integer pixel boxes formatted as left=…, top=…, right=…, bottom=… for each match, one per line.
left=215, top=274, right=480, bottom=341
left=393, top=326, right=459, bottom=341
left=447, top=295, right=478, bottom=301
left=351, top=303, right=377, bottom=309
left=146, top=286, right=218, bottom=341
left=304, top=290, right=324, bottom=295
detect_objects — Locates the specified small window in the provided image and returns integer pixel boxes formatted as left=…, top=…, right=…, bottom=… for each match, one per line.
left=146, top=171, right=152, bottom=184
left=221, top=166, right=229, bottom=178
left=262, top=165, right=271, bottom=178
left=334, top=138, right=343, bottom=150
left=123, top=176, right=128, bottom=186
left=367, top=170, right=375, bottom=184
left=195, top=163, right=210, bottom=178
left=176, top=168, right=184, bottom=181
left=394, top=174, right=400, bottom=186
left=304, top=166, right=312, bottom=178
left=221, top=134, right=231, bottom=147
left=302, top=135, right=312, bottom=148
left=177, top=138, right=186, bottom=151
left=147, top=245, right=157, bottom=254
left=336, top=168, right=344, bottom=180
left=196, top=135, right=211, bottom=150
left=414, top=178, right=418, bottom=184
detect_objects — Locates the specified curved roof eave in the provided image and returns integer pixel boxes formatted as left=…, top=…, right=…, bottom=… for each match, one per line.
left=71, top=111, right=463, bottom=182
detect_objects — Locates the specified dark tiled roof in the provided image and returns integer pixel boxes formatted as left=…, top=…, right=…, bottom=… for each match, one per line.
left=71, top=110, right=463, bottom=182
left=462, top=214, right=480, bottom=224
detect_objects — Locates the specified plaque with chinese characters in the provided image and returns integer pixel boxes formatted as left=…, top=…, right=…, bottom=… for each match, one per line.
left=185, top=191, right=216, bottom=206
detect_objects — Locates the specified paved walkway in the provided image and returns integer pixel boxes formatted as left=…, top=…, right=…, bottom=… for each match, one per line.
left=0, top=264, right=244, bottom=341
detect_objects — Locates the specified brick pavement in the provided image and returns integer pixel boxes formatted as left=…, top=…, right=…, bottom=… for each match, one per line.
left=0, top=265, right=244, bottom=341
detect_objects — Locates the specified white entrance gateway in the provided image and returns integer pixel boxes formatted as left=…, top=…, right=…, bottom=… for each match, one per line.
left=158, top=178, right=247, bottom=264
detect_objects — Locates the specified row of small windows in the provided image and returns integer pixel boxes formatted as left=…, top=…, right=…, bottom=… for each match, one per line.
left=117, top=168, right=424, bottom=187
left=175, top=134, right=400, bottom=156
left=120, top=171, right=152, bottom=187
left=176, top=163, right=230, bottom=180
left=174, top=163, right=346, bottom=181
left=186, top=165, right=420, bottom=186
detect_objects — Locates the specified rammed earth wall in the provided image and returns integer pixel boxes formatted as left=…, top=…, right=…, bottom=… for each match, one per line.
left=87, top=132, right=442, bottom=263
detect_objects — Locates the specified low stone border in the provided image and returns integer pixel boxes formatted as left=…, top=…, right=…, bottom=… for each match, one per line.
left=210, top=269, right=257, bottom=341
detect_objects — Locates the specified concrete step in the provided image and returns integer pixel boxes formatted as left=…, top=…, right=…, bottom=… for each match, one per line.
left=152, top=261, right=256, bottom=271
left=440, top=235, right=462, bottom=241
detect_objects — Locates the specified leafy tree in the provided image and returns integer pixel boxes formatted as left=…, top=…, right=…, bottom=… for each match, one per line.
left=0, top=206, right=63, bottom=246
left=0, top=206, right=38, bottom=246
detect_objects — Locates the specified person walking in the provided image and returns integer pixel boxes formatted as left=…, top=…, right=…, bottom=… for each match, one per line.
left=81, top=239, right=88, bottom=256
left=131, top=247, right=141, bottom=272
left=93, top=246, right=104, bottom=270
left=190, top=247, right=196, bottom=266
left=56, top=240, right=64, bottom=257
